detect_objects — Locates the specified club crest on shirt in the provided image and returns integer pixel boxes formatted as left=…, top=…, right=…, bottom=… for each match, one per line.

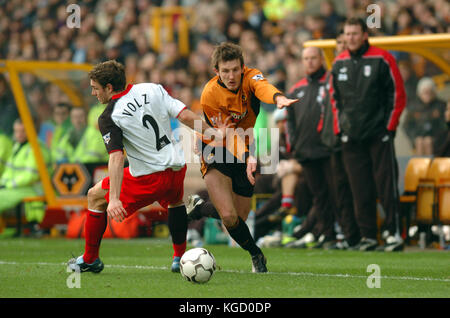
left=252, top=74, right=264, bottom=81
left=297, top=90, right=305, bottom=99
left=102, top=132, right=111, bottom=144
left=364, top=65, right=371, bottom=77
left=317, top=86, right=325, bottom=103
left=230, top=110, right=247, bottom=123
left=338, top=73, right=348, bottom=81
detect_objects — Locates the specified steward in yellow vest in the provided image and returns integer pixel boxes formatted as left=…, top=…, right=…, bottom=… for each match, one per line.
left=53, top=107, right=108, bottom=164
left=0, top=132, right=13, bottom=177
left=0, top=119, right=51, bottom=224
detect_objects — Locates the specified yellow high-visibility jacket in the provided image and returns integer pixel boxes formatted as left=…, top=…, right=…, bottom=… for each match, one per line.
left=0, top=133, right=13, bottom=177
left=0, top=140, right=50, bottom=190
left=53, top=125, right=108, bottom=164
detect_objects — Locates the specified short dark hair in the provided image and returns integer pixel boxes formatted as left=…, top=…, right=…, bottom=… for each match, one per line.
left=211, top=42, right=244, bottom=70
left=14, top=116, right=40, bottom=131
left=88, top=60, right=126, bottom=92
left=344, top=17, right=368, bottom=33
left=56, top=102, right=71, bottom=111
left=70, top=106, right=87, bottom=115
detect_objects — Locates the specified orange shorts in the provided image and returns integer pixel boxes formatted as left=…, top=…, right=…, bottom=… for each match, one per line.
left=101, top=165, right=187, bottom=216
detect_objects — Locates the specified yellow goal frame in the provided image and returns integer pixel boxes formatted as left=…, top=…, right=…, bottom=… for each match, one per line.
left=303, top=33, right=450, bottom=77
left=0, top=60, right=92, bottom=208
left=1, top=33, right=449, bottom=209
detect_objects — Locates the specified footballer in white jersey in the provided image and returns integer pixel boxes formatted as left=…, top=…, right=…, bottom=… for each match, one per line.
left=98, top=83, right=186, bottom=177
left=67, top=60, right=228, bottom=275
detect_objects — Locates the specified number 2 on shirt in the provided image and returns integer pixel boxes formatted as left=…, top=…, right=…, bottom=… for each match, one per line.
left=142, top=114, right=170, bottom=151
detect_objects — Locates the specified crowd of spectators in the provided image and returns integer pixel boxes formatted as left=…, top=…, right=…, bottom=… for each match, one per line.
left=0, top=0, right=449, bottom=241
left=0, top=0, right=449, bottom=150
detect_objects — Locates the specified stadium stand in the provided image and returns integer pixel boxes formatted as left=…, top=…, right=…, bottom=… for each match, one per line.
left=398, top=157, right=431, bottom=243
left=0, top=0, right=448, bottom=247
left=401, top=157, right=432, bottom=204
left=416, top=157, right=450, bottom=223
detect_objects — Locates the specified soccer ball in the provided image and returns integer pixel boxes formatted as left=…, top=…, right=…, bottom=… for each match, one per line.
left=180, top=247, right=216, bottom=283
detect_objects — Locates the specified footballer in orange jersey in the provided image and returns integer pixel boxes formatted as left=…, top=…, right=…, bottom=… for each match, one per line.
left=187, top=42, right=298, bottom=273
left=200, top=65, right=281, bottom=168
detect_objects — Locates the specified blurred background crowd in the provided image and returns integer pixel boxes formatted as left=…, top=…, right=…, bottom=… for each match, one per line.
left=0, top=0, right=449, bottom=243
left=0, top=0, right=449, bottom=157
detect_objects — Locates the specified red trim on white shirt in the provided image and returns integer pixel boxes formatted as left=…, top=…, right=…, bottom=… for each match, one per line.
left=176, top=106, right=188, bottom=118
left=108, top=149, right=124, bottom=154
left=112, top=84, right=133, bottom=100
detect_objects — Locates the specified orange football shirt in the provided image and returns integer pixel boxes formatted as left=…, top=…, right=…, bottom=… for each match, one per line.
left=199, top=66, right=281, bottom=175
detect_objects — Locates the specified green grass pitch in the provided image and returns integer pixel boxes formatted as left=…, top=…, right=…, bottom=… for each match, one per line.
left=0, top=238, right=448, bottom=298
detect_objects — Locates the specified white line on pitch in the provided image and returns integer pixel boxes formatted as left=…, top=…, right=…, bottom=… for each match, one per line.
left=0, top=260, right=449, bottom=283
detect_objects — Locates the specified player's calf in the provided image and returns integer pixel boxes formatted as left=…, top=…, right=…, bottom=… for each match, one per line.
left=225, top=216, right=268, bottom=272
left=168, top=204, right=188, bottom=272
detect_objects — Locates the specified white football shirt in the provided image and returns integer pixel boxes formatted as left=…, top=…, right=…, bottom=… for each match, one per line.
left=98, top=83, right=187, bottom=177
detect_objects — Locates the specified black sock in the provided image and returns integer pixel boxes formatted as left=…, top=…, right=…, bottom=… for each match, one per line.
left=226, top=216, right=261, bottom=256
left=168, top=205, right=187, bottom=245
left=197, top=200, right=220, bottom=220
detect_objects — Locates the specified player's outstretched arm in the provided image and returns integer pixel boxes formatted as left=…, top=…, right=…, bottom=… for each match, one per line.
left=106, top=150, right=127, bottom=222
left=275, top=95, right=299, bottom=109
left=177, top=108, right=210, bottom=133
left=177, top=108, right=234, bottom=137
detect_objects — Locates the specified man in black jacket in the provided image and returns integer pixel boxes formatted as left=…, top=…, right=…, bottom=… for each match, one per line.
left=285, top=46, right=337, bottom=248
left=330, top=18, right=406, bottom=251
left=435, top=101, right=450, bottom=157
left=319, top=30, right=360, bottom=250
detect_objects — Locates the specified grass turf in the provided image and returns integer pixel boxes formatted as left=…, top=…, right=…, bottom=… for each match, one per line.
left=0, top=238, right=448, bottom=298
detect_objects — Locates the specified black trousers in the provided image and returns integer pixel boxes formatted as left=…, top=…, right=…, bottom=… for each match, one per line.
left=300, top=157, right=336, bottom=239
left=254, top=190, right=282, bottom=240
left=254, top=174, right=312, bottom=240
left=341, top=133, right=400, bottom=239
left=330, top=150, right=360, bottom=244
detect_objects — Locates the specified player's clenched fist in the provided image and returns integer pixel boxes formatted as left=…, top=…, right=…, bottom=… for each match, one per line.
left=107, top=198, right=128, bottom=222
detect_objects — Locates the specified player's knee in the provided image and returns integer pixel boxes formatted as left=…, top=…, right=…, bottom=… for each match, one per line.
left=87, top=187, right=97, bottom=207
left=87, top=185, right=107, bottom=210
left=221, top=213, right=238, bottom=229
left=87, top=186, right=97, bottom=201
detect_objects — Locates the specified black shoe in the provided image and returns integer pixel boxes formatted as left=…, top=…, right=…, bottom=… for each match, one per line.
left=328, top=240, right=356, bottom=250
left=186, top=194, right=204, bottom=222
left=312, top=235, right=336, bottom=249
left=377, top=236, right=404, bottom=252
left=351, top=237, right=378, bottom=251
left=251, top=253, right=267, bottom=273
left=321, top=240, right=337, bottom=250
left=267, top=206, right=297, bottom=223
left=328, top=241, right=346, bottom=250
left=171, top=256, right=181, bottom=272
left=283, top=233, right=315, bottom=248
left=67, top=255, right=104, bottom=273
